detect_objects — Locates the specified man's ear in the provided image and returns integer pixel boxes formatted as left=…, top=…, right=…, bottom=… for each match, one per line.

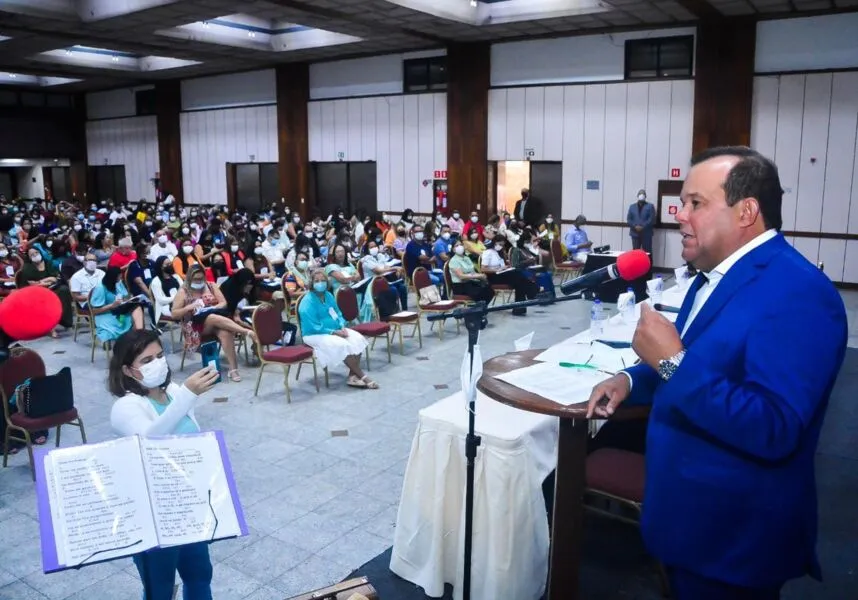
left=738, top=197, right=762, bottom=228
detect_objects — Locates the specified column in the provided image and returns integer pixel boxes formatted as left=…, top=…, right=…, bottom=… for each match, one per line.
left=446, top=42, right=490, bottom=220
left=69, top=93, right=89, bottom=202
left=276, top=63, right=310, bottom=218
left=155, top=81, right=184, bottom=203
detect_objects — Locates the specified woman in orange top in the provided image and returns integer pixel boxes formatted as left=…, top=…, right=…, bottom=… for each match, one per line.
left=171, top=238, right=200, bottom=279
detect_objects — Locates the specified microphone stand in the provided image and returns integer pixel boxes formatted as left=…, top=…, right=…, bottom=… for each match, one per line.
left=426, top=289, right=586, bottom=600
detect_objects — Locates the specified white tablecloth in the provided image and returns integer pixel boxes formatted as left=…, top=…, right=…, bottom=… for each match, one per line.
left=390, top=281, right=690, bottom=600
left=390, top=391, right=557, bottom=600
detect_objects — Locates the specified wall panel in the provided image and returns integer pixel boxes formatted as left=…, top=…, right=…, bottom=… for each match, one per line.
left=307, top=93, right=447, bottom=213
left=487, top=89, right=507, bottom=161
left=603, top=84, right=627, bottom=224
left=543, top=86, right=565, bottom=162
left=179, top=105, right=277, bottom=205
left=524, top=87, right=545, bottom=161
left=795, top=73, right=831, bottom=232
left=86, top=116, right=159, bottom=202
left=582, top=85, right=606, bottom=220
left=561, top=86, right=585, bottom=220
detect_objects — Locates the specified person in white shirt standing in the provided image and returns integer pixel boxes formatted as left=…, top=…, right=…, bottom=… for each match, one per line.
left=69, top=252, right=105, bottom=309
left=148, top=231, right=178, bottom=262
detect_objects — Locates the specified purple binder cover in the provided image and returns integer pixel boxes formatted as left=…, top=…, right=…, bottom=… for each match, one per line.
left=34, top=446, right=61, bottom=573
left=214, top=429, right=249, bottom=536
left=35, top=430, right=247, bottom=574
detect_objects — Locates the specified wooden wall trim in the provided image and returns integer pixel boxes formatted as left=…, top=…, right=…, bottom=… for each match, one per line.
left=692, top=18, right=756, bottom=155
left=564, top=219, right=858, bottom=241
left=447, top=42, right=490, bottom=221
left=69, top=93, right=89, bottom=202
left=155, top=81, right=184, bottom=204
left=276, top=63, right=310, bottom=218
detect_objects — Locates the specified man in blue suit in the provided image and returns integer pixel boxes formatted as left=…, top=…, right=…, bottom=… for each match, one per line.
left=627, top=189, right=655, bottom=253
left=587, top=147, right=847, bottom=599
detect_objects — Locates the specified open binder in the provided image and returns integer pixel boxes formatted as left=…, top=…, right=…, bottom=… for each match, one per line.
left=35, top=430, right=247, bottom=574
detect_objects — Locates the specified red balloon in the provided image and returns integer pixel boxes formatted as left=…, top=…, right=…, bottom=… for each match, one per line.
left=0, top=286, right=63, bottom=340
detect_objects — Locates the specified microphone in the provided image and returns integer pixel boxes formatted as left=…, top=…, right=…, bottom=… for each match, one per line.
left=560, top=249, right=651, bottom=296
left=653, top=303, right=680, bottom=314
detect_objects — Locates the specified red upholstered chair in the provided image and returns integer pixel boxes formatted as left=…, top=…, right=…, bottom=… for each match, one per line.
left=1, top=347, right=87, bottom=480
left=412, top=266, right=460, bottom=340
left=335, top=286, right=391, bottom=369
left=443, top=260, right=475, bottom=306
left=371, top=276, right=421, bottom=355
left=584, top=446, right=670, bottom=597
left=251, top=302, right=318, bottom=401
left=550, top=238, right=583, bottom=284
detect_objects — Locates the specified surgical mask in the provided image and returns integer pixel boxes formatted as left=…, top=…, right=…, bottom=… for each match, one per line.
left=84, top=260, right=97, bottom=273
left=271, top=236, right=280, bottom=243
left=46, top=240, right=53, bottom=248
left=293, top=216, right=301, bottom=223
left=182, top=227, right=190, bottom=235
left=297, top=260, right=309, bottom=270
left=470, top=216, right=478, bottom=223
left=145, top=221, right=152, bottom=227
left=0, top=250, right=7, bottom=258
left=182, top=245, right=193, bottom=254
left=230, top=244, right=239, bottom=253
left=441, top=232, right=450, bottom=240
left=369, top=247, right=379, bottom=256
left=190, top=282, right=205, bottom=290
left=453, top=213, right=460, bottom=219
left=414, top=232, right=424, bottom=241
left=75, top=255, right=85, bottom=262
left=250, top=224, right=258, bottom=231
left=546, top=218, right=554, bottom=224
left=454, top=246, right=465, bottom=256
left=313, top=281, right=327, bottom=293
left=436, top=214, right=444, bottom=222
left=135, top=356, right=169, bottom=388
left=254, top=247, right=264, bottom=255
left=158, top=235, right=168, bottom=244
left=638, top=194, right=646, bottom=201
left=494, top=244, right=504, bottom=251
left=30, top=254, right=42, bottom=263
left=470, top=233, right=478, bottom=240
left=303, top=230, right=312, bottom=237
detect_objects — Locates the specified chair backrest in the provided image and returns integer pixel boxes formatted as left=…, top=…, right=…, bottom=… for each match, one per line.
left=336, top=286, right=360, bottom=323
left=0, top=347, right=46, bottom=408
left=443, top=260, right=454, bottom=291
left=251, top=302, right=282, bottom=346
left=371, top=276, right=390, bottom=301
left=357, top=260, right=365, bottom=279
left=14, top=270, right=28, bottom=289
left=86, top=287, right=97, bottom=318
left=412, top=267, right=432, bottom=291
left=550, top=238, right=563, bottom=266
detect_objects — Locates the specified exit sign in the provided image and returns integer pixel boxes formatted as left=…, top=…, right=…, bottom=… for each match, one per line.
left=670, top=167, right=681, bottom=178
left=434, top=170, right=447, bottom=179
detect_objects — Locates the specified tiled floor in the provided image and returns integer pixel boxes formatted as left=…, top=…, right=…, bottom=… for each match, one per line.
left=1, top=288, right=857, bottom=600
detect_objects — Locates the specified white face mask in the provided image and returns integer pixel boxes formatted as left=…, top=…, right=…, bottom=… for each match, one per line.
left=638, top=194, right=646, bottom=201
left=0, top=250, right=7, bottom=258
left=369, top=247, right=379, bottom=256
left=297, top=260, right=309, bottom=270
left=30, top=254, right=42, bottom=263
left=546, top=218, right=554, bottom=224
left=453, top=213, right=460, bottom=219
left=182, top=227, right=190, bottom=235
left=158, top=235, right=168, bottom=244
left=190, top=281, right=205, bottom=290
left=85, top=260, right=97, bottom=272
left=46, top=240, right=53, bottom=248
left=441, top=232, right=451, bottom=240
left=454, top=246, right=465, bottom=256
left=74, top=224, right=82, bottom=232
left=250, top=224, right=258, bottom=231
left=494, top=244, right=504, bottom=251
left=254, top=247, right=263, bottom=255
left=134, top=356, right=169, bottom=389
left=470, top=216, right=478, bottom=223
left=182, top=245, right=193, bottom=254
left=414, top=232, right=424, bottom=241
left=230, top=244, right=239, bottom=253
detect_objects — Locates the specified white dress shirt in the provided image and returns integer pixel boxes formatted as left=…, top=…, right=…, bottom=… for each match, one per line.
left=680, top=229, right=777, bottom=337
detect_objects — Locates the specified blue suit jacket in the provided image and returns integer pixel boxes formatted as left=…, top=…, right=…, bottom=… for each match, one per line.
left=625, top=234, right=847, bottom=587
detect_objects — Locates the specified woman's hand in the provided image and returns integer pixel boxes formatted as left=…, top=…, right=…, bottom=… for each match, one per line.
left=333, top=329, right=348, bottom=338
left=184, top=366, right=221, bottom=395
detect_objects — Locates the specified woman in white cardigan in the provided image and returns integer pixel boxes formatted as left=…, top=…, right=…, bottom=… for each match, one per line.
left=150, top=255, right=183, bottom=323
left=108, top=329, right=220, bottom=600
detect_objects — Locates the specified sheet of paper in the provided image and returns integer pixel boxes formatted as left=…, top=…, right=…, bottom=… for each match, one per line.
left=494, top=362, right=611, bottom=407
left=141, top=433, right=241, bottom=547
left=534, top=340, right=639, bottom=372
left=49, top=437, right=156, bottom=567
left=514, top=332, right=535, bottom=352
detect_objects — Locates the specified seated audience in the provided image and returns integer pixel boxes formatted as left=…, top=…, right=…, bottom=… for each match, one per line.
left=69, top=251, right=105, bottom=309
left=150, top=256, right=182, bottom=323
left=361, top=240, right=408, bottom=310
left=298, top=271, right=377, bottom=389
left=90, top=266, right=146, bottom=341
left=449, top=241, right=494, bottom=304
left=564, top=214, right=593, bottom=262
left=480, top=235, right=539, bottom=316
left=19, top=246, right=74, bottom=336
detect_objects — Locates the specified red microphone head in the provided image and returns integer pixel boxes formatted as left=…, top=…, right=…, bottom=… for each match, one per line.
left=0, top=286, right=63, bottom=341
left=616, top=250, right=652, bottom=281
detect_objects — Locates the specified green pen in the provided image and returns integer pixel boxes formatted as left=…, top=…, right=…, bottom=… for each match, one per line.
left=559, top=362, right=598, bottom=370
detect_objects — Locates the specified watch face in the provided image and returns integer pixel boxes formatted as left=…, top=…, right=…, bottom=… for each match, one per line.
left=658, top=360, right=676, bottom=381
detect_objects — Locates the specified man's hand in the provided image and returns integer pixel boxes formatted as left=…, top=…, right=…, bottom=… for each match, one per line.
left=586, top=374, right=631, bottom=418
left=632, top=303, right=684, bottom=369
left=634, top=225, right=643, bottom=232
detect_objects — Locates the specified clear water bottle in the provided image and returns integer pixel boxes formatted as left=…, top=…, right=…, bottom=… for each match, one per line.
left=652, top=274, right=664, bottom=304
left=590, top=299, right=607, bottom=339
left=620, top=286, right=636, bottom=323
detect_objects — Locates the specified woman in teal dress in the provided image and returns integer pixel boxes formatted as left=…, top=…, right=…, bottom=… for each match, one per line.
left=90, top=266, right=145, bottom=342
left=324, top=244, right=373, bottom=322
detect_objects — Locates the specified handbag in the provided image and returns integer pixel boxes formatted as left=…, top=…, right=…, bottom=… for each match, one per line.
left=285, top=577, right=378, bottom=600
left=13, top=367, right=74, bottom=419
left=418, top=284, right=442, bottom=306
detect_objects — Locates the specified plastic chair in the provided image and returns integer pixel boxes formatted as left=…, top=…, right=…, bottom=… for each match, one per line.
left=251, top=303, right=317, bottom=401
left=336, top=286, right=391, bottom=369
left=1, top=347, right=86, bottom=480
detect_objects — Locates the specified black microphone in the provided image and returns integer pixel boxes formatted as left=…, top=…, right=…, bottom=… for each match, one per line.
left=653, top=303, right=680, bottom=314
left=560, top=250, right=651, bottom=296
